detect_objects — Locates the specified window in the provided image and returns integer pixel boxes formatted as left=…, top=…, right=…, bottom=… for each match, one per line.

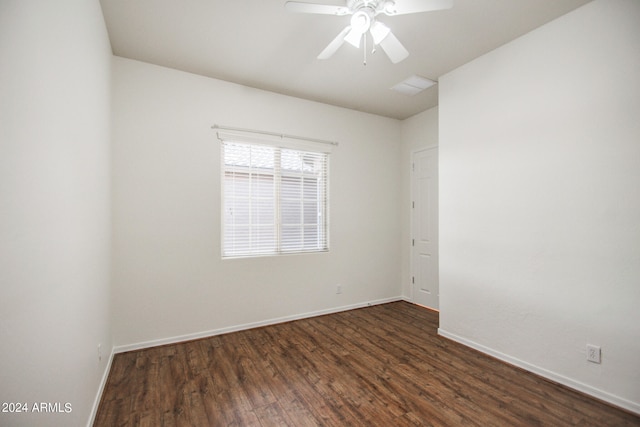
left=222, top=140, right=329, bottom=258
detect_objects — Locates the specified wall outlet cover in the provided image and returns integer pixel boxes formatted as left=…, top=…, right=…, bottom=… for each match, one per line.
left=586, top=344, right=601, bottom=364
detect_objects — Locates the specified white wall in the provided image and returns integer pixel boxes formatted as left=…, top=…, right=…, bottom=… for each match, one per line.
left=400, top=107, right=439, bottom=298
left=111, top=57, right=402, bottom=348
left=439, top=0, right=640, bottom=412
left=0, top=1, right=112, bottom=426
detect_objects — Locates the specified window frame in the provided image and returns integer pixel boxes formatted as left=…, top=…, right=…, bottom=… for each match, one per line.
left=221, top=139, right=330, bottom=259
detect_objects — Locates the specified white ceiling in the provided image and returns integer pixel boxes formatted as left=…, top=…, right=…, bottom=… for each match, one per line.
left=100, top=0, right=591, bottom=120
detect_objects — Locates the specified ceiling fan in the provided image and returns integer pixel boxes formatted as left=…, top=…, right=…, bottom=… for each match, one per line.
left=285, top=0, right=453, bottom=64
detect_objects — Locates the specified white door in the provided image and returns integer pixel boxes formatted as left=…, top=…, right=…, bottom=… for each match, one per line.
left=411, top=148, right=439, bottom=310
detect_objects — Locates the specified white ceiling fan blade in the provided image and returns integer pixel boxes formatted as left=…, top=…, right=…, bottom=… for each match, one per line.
left=379, top=30, right=409, bottom=63
left=318, top=26, right=351, bottom=59
left=383, top=0, right=453, bottom=16
left=285, top=1, right=350, bottom=15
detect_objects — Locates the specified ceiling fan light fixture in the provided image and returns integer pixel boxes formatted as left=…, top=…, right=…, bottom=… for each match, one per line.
left=391, top=75, right=436, bottom=95
left=370, top=20, right=391, bottom=44
left=344, top=27, right=363, bottom=47
left=350, top=10, right=371, bottom=33
left=344, top=9, right=372, bottom=47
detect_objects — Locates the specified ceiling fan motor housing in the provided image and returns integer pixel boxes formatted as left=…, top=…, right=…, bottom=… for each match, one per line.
left=347, top=0, right=397, bottom=16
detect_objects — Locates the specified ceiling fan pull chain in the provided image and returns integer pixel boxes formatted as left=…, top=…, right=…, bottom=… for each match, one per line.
left=363, top=32, right=367, bottom=65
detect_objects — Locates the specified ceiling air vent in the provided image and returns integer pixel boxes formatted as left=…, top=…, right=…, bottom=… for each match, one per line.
left=391, top=75, right=436, bottom=96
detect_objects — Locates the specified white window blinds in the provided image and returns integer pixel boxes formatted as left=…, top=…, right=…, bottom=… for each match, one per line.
left=221, top=140, right=329, bottom=258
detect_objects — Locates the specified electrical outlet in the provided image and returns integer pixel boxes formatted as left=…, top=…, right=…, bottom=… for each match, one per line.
left=336, top=284, right=342, bottom=294
left=98, top=344, right=102, bottom=362
left=586, top=344, right=601, bottom=364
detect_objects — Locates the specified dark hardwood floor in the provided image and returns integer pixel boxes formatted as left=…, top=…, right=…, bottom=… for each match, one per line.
left=95, top=302, right=640, bottom=426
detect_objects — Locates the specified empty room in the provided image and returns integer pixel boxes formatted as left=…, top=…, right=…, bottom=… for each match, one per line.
left=1, top=0, right=639, bottom=425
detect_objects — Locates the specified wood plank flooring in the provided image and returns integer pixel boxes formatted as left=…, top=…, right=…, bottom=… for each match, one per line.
left=94, top=302, right=640, bottom=426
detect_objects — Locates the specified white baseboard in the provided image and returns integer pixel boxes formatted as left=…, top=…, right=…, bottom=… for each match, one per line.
left=113, top=296, right=403, bottom=354
left=437, top=328, right=640, bottom=416
left=87, top=347, right=116, bottom=427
